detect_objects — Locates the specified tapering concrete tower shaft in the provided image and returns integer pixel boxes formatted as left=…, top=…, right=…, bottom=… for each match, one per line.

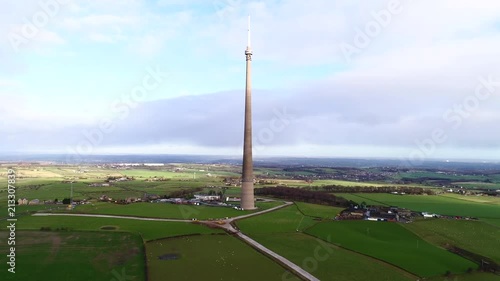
left=241, top=16, right=256, bottom=210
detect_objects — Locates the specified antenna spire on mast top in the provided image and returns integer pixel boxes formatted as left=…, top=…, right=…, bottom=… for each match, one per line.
left=247, top=15, right=251, bottom=49
left=245, top=15, right=252, bottom=57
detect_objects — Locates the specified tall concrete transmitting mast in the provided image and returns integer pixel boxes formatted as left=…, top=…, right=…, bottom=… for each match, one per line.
left=241, top=16, right=256, bottom=210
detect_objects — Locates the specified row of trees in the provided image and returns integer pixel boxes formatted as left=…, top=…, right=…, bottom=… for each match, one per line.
left=304, top=185, right=434, bottom=195
left=163, top=187, right=203, bottom=199
left=255, top=187, right=349, bottom=207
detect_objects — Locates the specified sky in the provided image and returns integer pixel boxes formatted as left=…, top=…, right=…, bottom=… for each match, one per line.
left=1, top=0, right=500, bottom=162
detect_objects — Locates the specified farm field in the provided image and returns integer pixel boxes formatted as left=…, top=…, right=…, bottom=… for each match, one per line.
left=146, top=234, right=300, bottom=281
left=453, top=182, right=500, bottom=189
left=394, top=171, right=487, bottom=182
left=0, top=231, right=145, bottom=281
left=294, top=202, right=344, bottom=219
left=0, top=165, right=240, bottom=207
left=1, top=215, right=223, bottom=241
left=428, top=272, right=500, bottom=281
left=440, top=193, right=500, bottom=205
left=248, top=232, right=415, bottom=281
left=273, top=179, right=388, bottom=187
left=0, top=179, right=219, bottom=206
left=3, top=163, right=500, bottom=280
left=403, top=219, right=500, bottom=263
left=482, top=218, right=500, bottom=227
left=70, top=201, right=283, bottom=220
left=237, top=203, right=417, bottom=280
left=306, top=220, right=477, bottom=277
left=236, top=204, right=318, bottom=234
left=337, top=193, right=500, bottom=219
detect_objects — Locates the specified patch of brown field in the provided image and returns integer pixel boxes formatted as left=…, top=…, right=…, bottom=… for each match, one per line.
left=17, top=231, right=56, bottom=246
left=46, top=234, right=62, bottom=263
left=92, top=246, right=141, bottom=271
left=16, top=169, right=64, bottom=178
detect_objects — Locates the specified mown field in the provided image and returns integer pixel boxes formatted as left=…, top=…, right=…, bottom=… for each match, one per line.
left=0, top=164, right=300, bottom=219
left=146, top=234, right=300, bottom=281
left=1, top=215, right=223, bottom=241
left=273, top=179, right=388, bottom=187
left=236, top=205, right=318, bottom=234
left=0, top=179, right=222, bottom=206
left=0, top=231, right=145, bottom=281
left=294, top=202, right=344, bottom=219
left=441, top=193, right=500, bottom=205
left=403, top=219, right=500, bottom=263
left=69, top=201, right=283, bottom=220
left=306, top=221, right=477, bottom=277
left=247, top=232, right=415, bottom=281
left=453, top=181, right=500, bottom=189
left=236, top=204, right=417, bottom=280
left=0, top=165, right=233, bottom=207
left=394, top=171, right=487, bottom=182
left=337, top=193, right=500, bottom=222
left=428, top=272, right=500, bottom=281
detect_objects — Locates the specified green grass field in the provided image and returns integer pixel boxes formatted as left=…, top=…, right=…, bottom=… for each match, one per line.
left=294, top=202, right=344, bottom=219
left=1, top=215, right=223, bottom=241
left=482, top=218, right=500, bottom=227
left=3, top=165, right=500, bottom=280
left=404, top=219, right=500, bottom=263
left=273, top=179, right=388, bottom=187
left=236, top=205, right=318, bottom=234
left=337, top=193, right=500, bottom=220
left=248, top=232, right=415, bottom=281
left=0, top=179, right=219, bottom=207
left=440, top=193, right=500, bottom=205
left=395, top=171, right=487, bottom=182
left=146, top=234, right=300, bottom=281
left=237, top=203, right=416, bottom=280
left=0, top=231, right=145, bottom=281
left=428, top=272, right=500, bottom=281
left=70, top=201, right=283, bottom=220
left=306, top=221, right=477, bottom=277
left=0, top=165, right=238, bottom=210
left=452, top=182, right=500, bottom=189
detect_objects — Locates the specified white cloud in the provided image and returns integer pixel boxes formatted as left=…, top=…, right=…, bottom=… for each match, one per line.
left=2, top=0, right=500, bottom=159
left=87, top=32, right=115, bottom=43
left=132, top=34, right=166, bottom=57
left=62, top=14, right=138, bottom=29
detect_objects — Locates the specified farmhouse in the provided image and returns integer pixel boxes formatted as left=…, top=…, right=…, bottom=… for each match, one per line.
left=88, top=183, right=110, bottom=187
left=18, top=198, right=28, bottom=205
left=422, top=212, right=438, bottom=218
left=29, top=199, right=40, bottom=205
left=126, top=197, right=141, bottom=203
left=144, top=163, right=164, bottom=166
left=99, top=195, right=114, bottom=202
left=337, top=205, right=414, bottom=222
left=170, top=198, right=189, bottom=204
left=337, top=209, right=365, bottom=220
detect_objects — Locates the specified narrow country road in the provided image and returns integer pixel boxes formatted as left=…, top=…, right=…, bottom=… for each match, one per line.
left=203, top=201, right=320, bottom=281
left=32, top=213, right=192, bottom=222
left=33, top=200, right=293, bottom=226
left=237, top=232, right=320, bottom=281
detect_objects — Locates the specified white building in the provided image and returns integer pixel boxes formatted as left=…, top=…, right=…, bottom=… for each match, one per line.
left=144, top=163, right=164, bottom=166
left=194, top=195, right=220, bottom=201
